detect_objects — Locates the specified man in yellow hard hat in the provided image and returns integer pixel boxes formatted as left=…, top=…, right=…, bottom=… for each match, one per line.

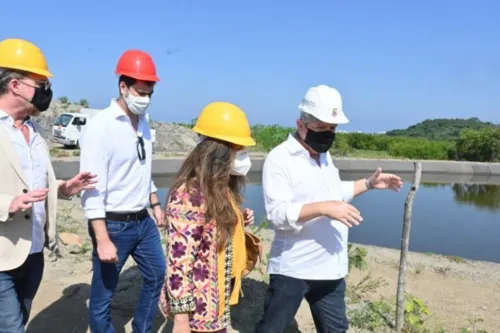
left=0, top=38, right=96, bottom=332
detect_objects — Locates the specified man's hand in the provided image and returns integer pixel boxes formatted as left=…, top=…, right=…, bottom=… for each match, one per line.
left=369, top=168, right=403, bottom=191
left=322, top=201, right=363, bottom=228
left=153, top=206, right=166, bottom=227
left=243, top=208, right=254, bottom=226
left=96, top=239, right=118, bottom=263
left=8, top=189, right=50, bottom=214
left=59, top=172, right=97, bottom=197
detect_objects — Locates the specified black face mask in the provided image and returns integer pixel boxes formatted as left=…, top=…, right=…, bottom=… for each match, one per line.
left=303, top=128, right=336, bottom=153
left=30, top=86, right=53, bottom=112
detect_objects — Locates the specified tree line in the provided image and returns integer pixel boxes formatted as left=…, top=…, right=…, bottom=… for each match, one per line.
left=172, top=117, right=500, bottom=162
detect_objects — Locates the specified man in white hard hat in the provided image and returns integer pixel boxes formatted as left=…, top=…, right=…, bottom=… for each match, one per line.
left=254, top=85, right=403, bottom=333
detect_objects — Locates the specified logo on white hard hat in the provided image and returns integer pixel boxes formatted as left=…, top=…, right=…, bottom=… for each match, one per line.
left=302, top=98, right=316, bottom=108
left=332, top=108, right=338, bottom=116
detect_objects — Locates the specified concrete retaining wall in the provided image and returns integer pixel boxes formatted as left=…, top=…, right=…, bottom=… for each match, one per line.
left=332, top=159, right=500, bottom=175
left=51, top=157, right=500, bottom=181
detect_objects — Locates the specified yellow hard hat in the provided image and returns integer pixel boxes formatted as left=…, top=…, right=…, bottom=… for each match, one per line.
left=0, top=38, right=53, bottom=78
left=193, top=102, right=256, bottom=147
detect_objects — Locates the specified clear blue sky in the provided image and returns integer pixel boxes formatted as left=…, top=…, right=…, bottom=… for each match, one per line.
left=3, top=0, right=500, bottom=132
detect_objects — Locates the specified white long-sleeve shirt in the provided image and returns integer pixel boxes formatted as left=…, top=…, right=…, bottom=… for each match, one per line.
left=0, top=110, right=48, bottom=254
left=79, top=100, right=157, bottom=219
left=262, top=134, right=354, bottom=280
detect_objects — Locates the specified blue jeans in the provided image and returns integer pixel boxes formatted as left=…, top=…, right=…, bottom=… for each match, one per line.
left=88, top=215, right=166, bottom=333
left=0, top=252, right=44, bottom=333
left=254, top=274, right=348, bottom=333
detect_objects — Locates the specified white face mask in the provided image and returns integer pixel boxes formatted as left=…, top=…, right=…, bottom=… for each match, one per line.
left=124, top=91, right=150, bottom=115
left=231, top=150, right=251, bottom=176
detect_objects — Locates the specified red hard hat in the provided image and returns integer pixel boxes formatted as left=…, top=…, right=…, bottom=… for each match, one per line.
left=115, top=50, right=160, bottom=82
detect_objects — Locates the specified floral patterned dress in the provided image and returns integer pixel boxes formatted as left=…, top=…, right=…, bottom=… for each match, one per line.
left=159, top=182, right=234, bottom=332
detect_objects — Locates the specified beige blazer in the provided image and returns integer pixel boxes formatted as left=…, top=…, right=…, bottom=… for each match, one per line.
left=0, top=119, right=68, bottom=272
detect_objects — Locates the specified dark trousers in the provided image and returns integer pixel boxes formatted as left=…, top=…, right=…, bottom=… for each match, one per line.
left=0, top=253, right=45, bottom=333
left=254, top=274, right=348, bottom=333
left=88, top=215, right=166, bottom=333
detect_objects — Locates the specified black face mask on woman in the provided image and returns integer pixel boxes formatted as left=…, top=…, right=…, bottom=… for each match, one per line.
left=302, top=128, right=336, bottom=153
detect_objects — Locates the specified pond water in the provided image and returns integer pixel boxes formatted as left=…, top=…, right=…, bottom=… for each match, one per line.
left=154, top=172, right=500, bottom=263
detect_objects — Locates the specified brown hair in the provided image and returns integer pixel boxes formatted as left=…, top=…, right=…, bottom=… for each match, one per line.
left=166, top=137, right=246, bottom=250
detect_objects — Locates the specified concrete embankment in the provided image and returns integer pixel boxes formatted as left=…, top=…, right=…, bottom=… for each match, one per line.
left=51, top=155, right=500, bottom=184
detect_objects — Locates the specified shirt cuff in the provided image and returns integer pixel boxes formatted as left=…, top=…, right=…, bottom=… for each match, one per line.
left=341, top=181, right=355, bottom=202
left=84, top=208, right=106, bottom=220
left=151, top=181, right=158, bottom=194
left=286, top=203, right=305, bottom=232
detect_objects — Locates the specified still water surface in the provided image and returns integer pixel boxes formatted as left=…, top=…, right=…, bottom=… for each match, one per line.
left=154, top=172, right=500, bottom=263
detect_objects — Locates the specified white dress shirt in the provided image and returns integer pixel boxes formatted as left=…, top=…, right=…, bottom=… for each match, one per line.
left=80, top=100, right=157, bottom=219
left=262, top=134, right=355, bottom=280
left=0, top=110, right=48, bottom=254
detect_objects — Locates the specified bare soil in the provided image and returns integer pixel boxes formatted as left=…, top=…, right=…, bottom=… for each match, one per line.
left=25, top=199, right=500, bottom=333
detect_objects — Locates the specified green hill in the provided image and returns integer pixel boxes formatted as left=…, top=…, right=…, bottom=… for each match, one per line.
left=386, top=118, right=498, bottom=141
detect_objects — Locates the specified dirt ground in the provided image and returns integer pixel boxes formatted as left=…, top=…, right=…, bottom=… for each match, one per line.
left=25, top=199, right=500, bottom=333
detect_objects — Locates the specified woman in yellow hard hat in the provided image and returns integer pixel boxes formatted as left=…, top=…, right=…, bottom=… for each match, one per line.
left=159, top=102, right=256, bottom=333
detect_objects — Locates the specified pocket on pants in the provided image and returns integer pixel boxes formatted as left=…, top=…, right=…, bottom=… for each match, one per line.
left=106, top=221, right=128, bottom=235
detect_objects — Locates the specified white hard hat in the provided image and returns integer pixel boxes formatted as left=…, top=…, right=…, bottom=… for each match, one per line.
left=298, top=85, right=349, bottom=124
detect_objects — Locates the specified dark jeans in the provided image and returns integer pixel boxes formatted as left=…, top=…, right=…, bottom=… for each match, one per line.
left=0, top=252, right=45, bottom=333
left=254, top=274, right=348, bottom=333
left=88, top=215, right=166, bottom=333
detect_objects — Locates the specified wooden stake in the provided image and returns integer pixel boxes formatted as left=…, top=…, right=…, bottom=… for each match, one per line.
left=395, top=161, right=422, bottom=332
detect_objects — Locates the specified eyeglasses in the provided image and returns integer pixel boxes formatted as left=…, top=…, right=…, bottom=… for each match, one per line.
left=36, top=79, right=52, bottom=91
left=136, top=136, right=146, bottom=161
left=19, top=79, right=51, bottom=92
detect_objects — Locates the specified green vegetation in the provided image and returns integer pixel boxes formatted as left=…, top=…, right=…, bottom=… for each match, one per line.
left=172, top=117, right=500, bottom=162
left=58, top=96, right=69, bottom=104
left=78, top=98, right=90, bottom=108
left=386, top=118, right=497, bottom=141
left=455, top=128, right=500, bottom=162
left=344, top=245, right=488, bottom=333
left=55, top=96, right=89, bottom=108
left=249, top=125, right=455, bottom=160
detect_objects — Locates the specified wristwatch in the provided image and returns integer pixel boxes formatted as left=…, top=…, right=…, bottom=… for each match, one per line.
left=365, top=177, right=374, bottom=190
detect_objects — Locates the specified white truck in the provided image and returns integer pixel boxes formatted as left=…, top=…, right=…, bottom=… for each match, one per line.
left=52, top=108, right=156, bottom=150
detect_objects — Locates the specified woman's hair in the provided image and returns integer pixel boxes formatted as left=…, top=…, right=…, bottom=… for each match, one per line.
left=166, top=137, right=246, bottom=250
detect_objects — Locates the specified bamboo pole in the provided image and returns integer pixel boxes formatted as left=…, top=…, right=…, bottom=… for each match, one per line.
left=395, top=161, right=422, bottom=332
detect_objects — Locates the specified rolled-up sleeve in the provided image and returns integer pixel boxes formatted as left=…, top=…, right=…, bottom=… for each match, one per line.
left=151, top=180, right=158, bottom=194
left=80, top=118, right=110, bottom=219
left=341, top=181, right=355, bottom=203
left=262, top=155, right=304, bottom=232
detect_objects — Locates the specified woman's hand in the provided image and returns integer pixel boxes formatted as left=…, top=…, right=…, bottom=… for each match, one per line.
left=243, top=208, right=255, bottom=226
left=173, top=314, right=191, bottom=333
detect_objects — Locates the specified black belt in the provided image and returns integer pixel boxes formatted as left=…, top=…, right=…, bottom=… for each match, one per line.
left=105, top=209, right=149, bottom=222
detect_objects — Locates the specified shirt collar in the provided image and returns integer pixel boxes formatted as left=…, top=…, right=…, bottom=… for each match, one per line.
left=0, top=109, right=31, bottom=127
left=108, top=99, right=146, bottom=136
left=286, top=133, right=328, bottom=164
left=286, top=133, right=309, bottom=155
left=108, top=99, right=128, bottom=119
left=0, top=109, right=9, bottom=121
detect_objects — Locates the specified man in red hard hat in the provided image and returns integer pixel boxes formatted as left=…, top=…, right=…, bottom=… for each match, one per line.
left=79, top=50, right=165, bottom=333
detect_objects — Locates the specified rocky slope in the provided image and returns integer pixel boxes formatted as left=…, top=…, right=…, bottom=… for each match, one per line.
left=38, top=101, right=198, bottom=152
